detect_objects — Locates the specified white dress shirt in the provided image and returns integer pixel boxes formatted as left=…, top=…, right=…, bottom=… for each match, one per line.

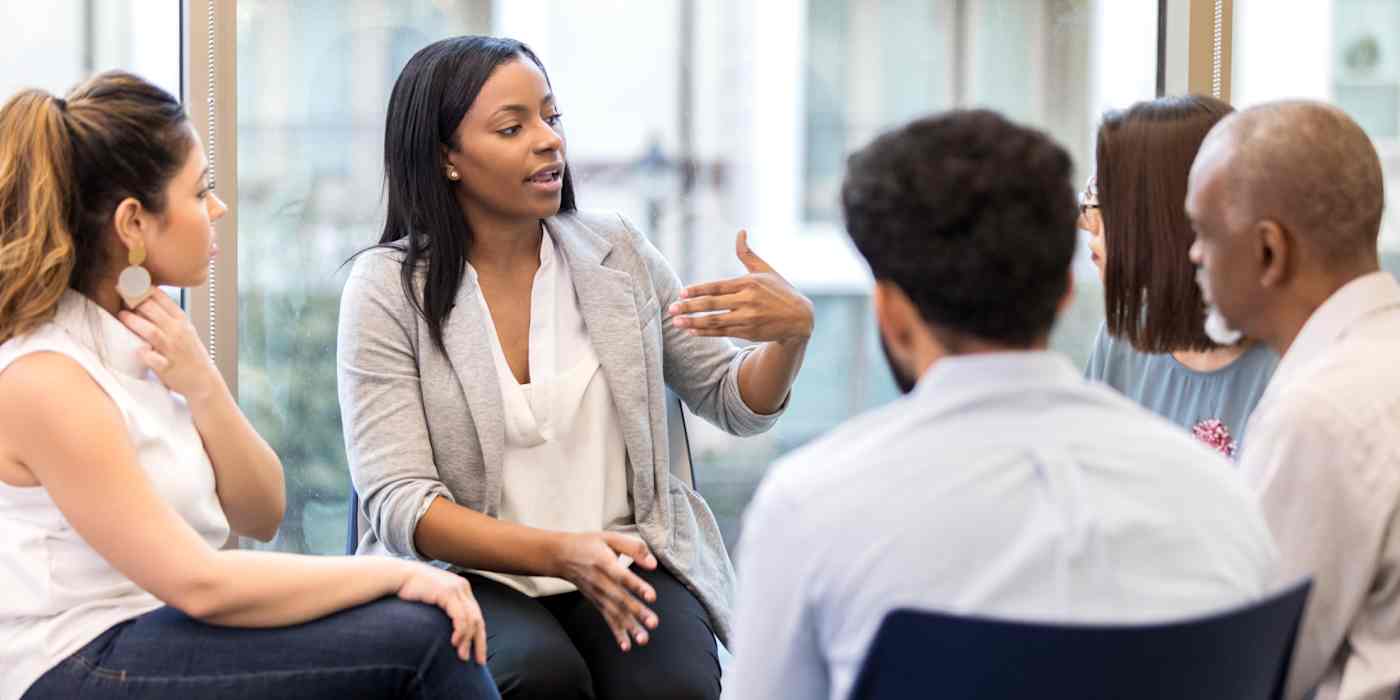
left=723, top=351, right=1279, bottom=700
left=467, top=228, right=635, bottom=597
left=1240, top=272, right=1400, bottom=700
left=0, top=291, right=231, bottom=700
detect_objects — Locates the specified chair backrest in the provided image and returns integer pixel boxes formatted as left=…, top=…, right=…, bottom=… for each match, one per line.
left=847, top=579, right=1312, bottom=700
left=346, top=389, right=695, bottom=555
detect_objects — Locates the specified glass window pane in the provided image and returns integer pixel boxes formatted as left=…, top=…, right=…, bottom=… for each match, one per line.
left=238, top=0, right=1156, bottom=555
left=0, top=1, right=179, bottom=99
left=1234, top=0, right=1400, bottom=276
left=236, top=1, right=493, bottom=554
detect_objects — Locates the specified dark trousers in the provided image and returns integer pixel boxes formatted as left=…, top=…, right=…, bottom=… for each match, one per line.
left=468, top=565, right=721, bottom=700
left=24, top=597, right=499, bottom=699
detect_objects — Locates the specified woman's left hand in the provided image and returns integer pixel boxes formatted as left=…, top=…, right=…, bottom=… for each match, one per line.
left=118, top=291, right=223, bottom=403
left=668, top=231, right=814, bottom=345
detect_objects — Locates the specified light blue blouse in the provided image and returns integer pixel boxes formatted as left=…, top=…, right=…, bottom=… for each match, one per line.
left=1084, top=322, right=1279, bottom=458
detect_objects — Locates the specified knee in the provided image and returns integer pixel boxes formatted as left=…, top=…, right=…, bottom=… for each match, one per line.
left=493, top=634, right=593, bottom=700
left=652, top=672, right=720, bottom=700
left=356, top=598, right=457, bottom=661
left=609, top=656, right=720, bottom=700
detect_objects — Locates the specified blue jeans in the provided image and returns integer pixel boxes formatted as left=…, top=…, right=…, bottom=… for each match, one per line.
left=23, top=597, right=499, bottom=699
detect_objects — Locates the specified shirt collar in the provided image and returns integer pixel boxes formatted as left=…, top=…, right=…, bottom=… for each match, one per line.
left=539, top=222, right=560, bottom=270
left=50, top=289, right=151, bottom=379
left=1272, top=272, right=1400, bottom=388
left=910, top=350, right=1083, bottom=412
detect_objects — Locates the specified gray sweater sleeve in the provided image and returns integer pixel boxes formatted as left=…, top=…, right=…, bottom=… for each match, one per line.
left=617, top=213, right=786, bottom=437
left=337, top=251, right=454, bottom=560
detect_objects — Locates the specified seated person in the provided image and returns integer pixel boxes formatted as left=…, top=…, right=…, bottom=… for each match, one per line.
left=339, top=35, right=811, bottom=700
left=1083, top=95, right=1277, bottom=458
left=0, top=72, right=496, bottom=700
left=1188, top=99, right=1400, bottom=700
left=721, top=109, right=1280, bottom=700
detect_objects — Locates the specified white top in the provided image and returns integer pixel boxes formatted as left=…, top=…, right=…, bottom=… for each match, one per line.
left=722, top=351, right=1279, bottom=700
left=1240, top=272, right=1400, bottom=700
left=0, top=291, right=230, bottom=700
left=468, top=228, right=634, bottom=597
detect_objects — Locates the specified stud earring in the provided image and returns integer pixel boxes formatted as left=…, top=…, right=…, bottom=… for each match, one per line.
left=447, top=167, right=460, bottom=181
left=116, top=240, right=154, bottom=309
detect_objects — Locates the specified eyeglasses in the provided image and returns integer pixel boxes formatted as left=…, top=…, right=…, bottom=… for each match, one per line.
left=1078, top=175, right=1099, bottom=217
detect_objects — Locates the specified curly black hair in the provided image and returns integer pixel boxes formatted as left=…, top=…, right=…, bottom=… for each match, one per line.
left=841, top=110, right=1078, bottom=348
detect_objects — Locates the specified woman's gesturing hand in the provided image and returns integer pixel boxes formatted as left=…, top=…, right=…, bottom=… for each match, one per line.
left=117, top=292, right=223, bottom=402
left=668, top=230, right=814, bottom=345
left=552, top=532, right=660, bottom=652
left=396, top=562, right=488, bottom=665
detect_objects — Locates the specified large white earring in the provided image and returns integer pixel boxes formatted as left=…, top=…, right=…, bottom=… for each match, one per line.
left=447, top=167, right=460, bottom=181
left=116, top=240, right=154, bottom=309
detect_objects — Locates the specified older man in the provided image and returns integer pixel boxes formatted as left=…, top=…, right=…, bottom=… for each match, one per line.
left=1188, top=100, right=1400, bottom=700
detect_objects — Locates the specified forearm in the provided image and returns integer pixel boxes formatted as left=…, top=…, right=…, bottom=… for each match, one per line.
left=414, top=496, right=561, bottom=576
left=188, top=381, right=286, bottom=541
left=189, top=550, right=408, bottom=627
left=737, top=337, right=808, bottom=415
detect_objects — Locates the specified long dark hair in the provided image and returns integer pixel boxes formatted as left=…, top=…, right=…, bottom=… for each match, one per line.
left=1097, top=94, right=1232, bottom=353
left=0, top=71, right=190, bottom=343
left=379, top=36, right=577, bottom=351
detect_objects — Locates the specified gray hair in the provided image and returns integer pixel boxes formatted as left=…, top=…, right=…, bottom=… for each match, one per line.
left=1204, top=100, right=1383, bottom=264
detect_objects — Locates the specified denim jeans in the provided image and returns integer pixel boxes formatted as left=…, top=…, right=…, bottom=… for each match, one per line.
left=23, top=597, right=499, bottom=699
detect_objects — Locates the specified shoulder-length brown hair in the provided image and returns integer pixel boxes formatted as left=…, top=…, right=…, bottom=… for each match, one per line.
left=1097, top=94, right=1233, bottom=353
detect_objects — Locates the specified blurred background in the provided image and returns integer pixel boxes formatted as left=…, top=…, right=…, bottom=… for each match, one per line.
left=4, top=0, right=1398, bottom=555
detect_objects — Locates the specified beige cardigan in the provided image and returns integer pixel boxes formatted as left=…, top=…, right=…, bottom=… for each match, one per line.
left=336, top=210, right=784, bottom=645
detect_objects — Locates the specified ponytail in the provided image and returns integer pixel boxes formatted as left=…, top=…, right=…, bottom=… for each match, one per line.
left=0, top=91, right=77, bottom=343
left=0, top=71, right=189, bottom=344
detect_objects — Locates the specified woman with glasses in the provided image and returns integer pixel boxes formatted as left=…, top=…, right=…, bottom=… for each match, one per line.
left=1081, top=95, right=1277, bottom=459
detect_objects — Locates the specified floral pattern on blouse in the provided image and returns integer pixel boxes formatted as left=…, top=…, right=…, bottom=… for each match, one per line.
left=1192, top=418, right=1237, bottom=459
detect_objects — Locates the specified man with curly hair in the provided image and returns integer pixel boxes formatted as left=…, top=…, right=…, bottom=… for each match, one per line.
left=721, top=110, right=1279, bottom=700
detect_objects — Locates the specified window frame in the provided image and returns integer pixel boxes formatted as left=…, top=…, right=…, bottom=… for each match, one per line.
left=186, top=0, right=240, bottom=396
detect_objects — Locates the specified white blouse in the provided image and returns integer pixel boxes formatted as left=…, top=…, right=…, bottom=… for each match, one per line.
left=469, top=228, right=635, bottom=597
left=0, top=291, right=230, bottom=700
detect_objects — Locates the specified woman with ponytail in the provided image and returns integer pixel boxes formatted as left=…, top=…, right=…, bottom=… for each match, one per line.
left=0, top=72, right=499, bottom=700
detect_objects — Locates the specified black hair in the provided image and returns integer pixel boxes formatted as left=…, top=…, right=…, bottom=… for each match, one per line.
left=378, top=35, right=576, bottom=351
left=841, top=109, right=1078, bottom=348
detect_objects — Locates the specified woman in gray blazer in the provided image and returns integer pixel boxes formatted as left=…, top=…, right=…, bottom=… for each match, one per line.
left=338, top=36, right=812, bottom=700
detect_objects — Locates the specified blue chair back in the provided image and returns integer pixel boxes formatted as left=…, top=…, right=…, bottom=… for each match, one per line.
left=848, top=578, right=1312, bottom=700
left=346, top=389, right=696, bottom=555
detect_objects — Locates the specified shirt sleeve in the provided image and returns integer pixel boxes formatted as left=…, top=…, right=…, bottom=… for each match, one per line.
left=619, top=213, right=788, bottom=437
left=1240, top=390, right=1387, bottom=700
left=337, top=253, right=456, bottom=560
left=721, top=474, right=828, bottom=700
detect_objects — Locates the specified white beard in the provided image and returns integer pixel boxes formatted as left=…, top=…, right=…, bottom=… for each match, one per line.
left=1204, top=305, right=1245, bottom=345
left=1196, top=268, right=1245, bottom=345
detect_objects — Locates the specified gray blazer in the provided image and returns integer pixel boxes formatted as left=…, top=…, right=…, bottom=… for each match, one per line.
left=337, top=210, right=783, bottom=645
